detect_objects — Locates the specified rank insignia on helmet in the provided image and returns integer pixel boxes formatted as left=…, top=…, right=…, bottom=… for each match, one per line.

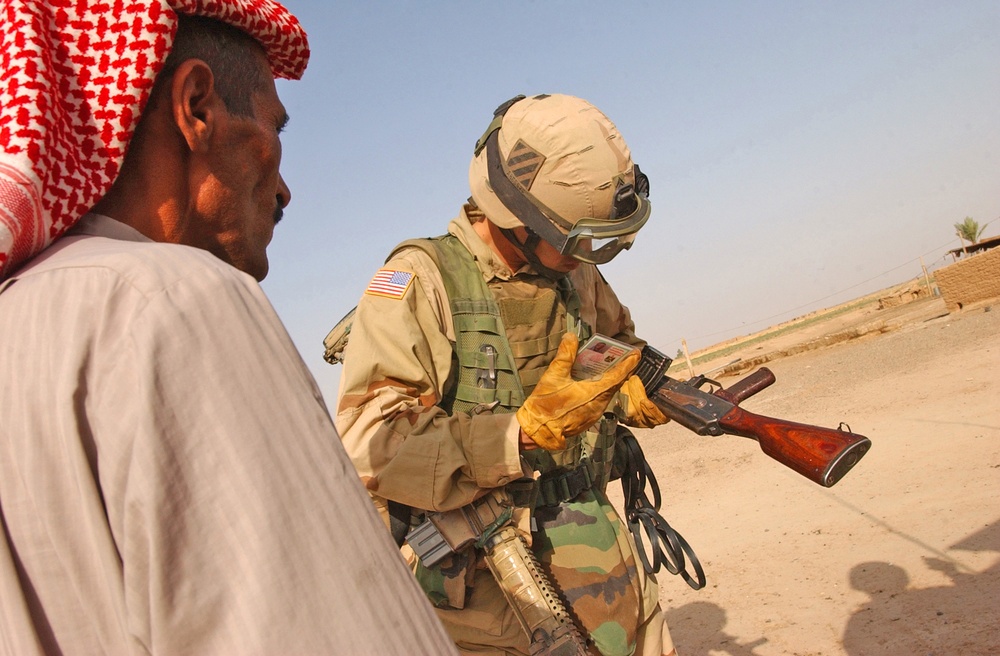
left=365, top=268, right=415, bottom=300
left=507, top=140, right=545, bottom=191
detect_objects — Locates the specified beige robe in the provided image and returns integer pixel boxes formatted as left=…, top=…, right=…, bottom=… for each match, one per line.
left=0, top=214, right=456, bottom=655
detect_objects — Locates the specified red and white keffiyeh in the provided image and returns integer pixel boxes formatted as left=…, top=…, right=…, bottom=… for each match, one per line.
left=0, top=0, right=309, bottom=279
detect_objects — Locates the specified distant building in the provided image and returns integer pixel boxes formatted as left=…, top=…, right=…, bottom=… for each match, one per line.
left=878, top=282, right=931, bottom=309
left=937, top=241, right=1000, bottom=311
left=947, top=234, right=1000, bottom=261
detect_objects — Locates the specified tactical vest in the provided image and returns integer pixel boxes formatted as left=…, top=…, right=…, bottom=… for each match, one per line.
left=389, top=234, right=591, bottom=416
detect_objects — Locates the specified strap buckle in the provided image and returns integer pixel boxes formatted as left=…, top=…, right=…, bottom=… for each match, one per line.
left=536, top=459, right=596, bottom=507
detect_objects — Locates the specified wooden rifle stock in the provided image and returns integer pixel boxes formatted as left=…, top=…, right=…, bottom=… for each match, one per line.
left=717, top=405, right=871, bottom=487
left=648, top=366, right=871, bottom=487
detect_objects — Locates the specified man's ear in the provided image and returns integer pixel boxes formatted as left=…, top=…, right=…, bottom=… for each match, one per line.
left=169, top=59, right=220, bottom=153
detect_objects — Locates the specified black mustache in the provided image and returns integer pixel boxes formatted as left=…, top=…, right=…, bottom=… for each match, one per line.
left=273, top=204, right=284, bottom=225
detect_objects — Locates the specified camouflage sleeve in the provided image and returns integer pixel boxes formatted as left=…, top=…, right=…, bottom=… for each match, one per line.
left=335, top=247, right=524, bottom=517
left=571, top=264, right=647, bottom=349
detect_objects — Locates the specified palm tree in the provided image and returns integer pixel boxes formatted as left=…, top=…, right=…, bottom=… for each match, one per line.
left=954, top=217, right=985, bottom=244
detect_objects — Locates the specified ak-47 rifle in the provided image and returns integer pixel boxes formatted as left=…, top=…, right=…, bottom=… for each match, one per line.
left=608, top=342, right=872, bottom=590
left=633, top=345, right=871, bottom=487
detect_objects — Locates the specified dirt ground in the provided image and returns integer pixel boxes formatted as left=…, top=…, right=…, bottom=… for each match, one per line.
left=608, top=294, right=999, bottom=655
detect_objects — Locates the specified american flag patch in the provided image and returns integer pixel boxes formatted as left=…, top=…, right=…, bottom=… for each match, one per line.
left=365, top=268, right=415, bottom=300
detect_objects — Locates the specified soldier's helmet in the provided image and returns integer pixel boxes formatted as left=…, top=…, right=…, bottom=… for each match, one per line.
left=468, top=93, right=650, bottom=265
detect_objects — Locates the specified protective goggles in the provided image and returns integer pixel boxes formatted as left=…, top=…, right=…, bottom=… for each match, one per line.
left=559, top=203, right=650, bottom=264
left=478, top=105, right=650, bottom=265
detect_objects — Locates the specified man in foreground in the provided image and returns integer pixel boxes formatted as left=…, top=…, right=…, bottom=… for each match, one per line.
left=0, top=3, right=454, bottom=653
left=330, top=93, right=676, bottom=655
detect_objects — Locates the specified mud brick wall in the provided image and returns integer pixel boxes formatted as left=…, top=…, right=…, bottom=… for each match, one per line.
left=935, top=247, right=1000, bottom=311
left=878, top=284, right=931, bottom=309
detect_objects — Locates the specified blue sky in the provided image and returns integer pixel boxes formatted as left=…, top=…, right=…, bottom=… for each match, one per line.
left=263, top=1, right=1000, bottom=408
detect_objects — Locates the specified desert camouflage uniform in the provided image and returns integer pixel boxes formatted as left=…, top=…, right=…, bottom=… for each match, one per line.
left=335, top=206, right=674, bottom=656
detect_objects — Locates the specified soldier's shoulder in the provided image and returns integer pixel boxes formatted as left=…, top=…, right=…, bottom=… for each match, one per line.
left=387, top=238, right=446, bottom=271
left=383, top=241, right=450, bottom=294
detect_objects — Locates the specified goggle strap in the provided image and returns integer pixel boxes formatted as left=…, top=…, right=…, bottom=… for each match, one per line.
left=473, top=114, right=504, bottom=157
left=474, top=94, right=526, bottom=156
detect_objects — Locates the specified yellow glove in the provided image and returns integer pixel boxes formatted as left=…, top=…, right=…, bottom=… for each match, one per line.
left=516, top=333, right=640, bottom=451
left=622, top=374, right=669, bottom=428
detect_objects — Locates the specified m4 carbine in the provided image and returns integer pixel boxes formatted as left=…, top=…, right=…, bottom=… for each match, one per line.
left=634, top=345, right=871, bottom=487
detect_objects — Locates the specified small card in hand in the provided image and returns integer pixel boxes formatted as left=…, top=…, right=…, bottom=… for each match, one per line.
left=571, top=334, right=638, bottom=380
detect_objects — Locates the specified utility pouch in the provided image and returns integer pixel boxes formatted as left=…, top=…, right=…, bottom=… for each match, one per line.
left=322, top=306, right=356, bottom=364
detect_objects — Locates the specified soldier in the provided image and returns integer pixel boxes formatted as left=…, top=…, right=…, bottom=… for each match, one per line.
left=329, top=93, right=675, bottom=656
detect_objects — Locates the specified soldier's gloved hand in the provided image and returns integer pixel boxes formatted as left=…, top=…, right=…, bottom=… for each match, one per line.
left=622, top=374, right=669, bottom=428
left=516, top=333, right=640, bottom=451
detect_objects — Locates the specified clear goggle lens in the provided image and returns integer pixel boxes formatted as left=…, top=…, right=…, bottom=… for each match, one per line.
left=558, top=198, right=649, bottom=264
left=564, top=232, right=637, bottom=264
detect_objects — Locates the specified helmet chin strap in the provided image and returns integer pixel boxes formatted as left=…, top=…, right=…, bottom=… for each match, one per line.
left=498, top=227, right=567, bottom=280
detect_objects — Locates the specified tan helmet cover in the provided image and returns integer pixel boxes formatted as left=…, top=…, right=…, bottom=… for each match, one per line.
left=468, top=94, right=637, bottom=231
